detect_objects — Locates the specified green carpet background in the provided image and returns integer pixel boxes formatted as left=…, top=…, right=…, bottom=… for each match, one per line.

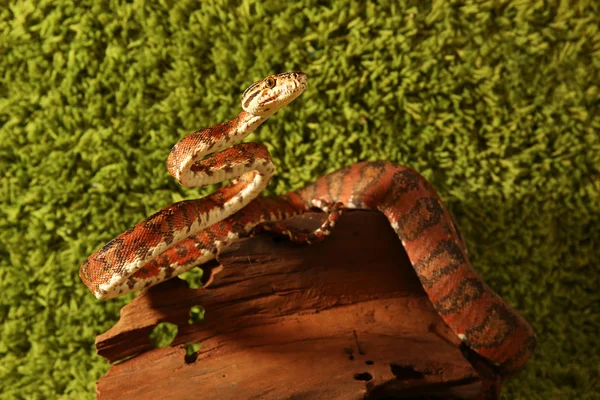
left=1, top=0, right=599, bottom=398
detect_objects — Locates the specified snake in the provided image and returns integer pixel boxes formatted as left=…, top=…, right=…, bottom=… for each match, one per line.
left=79, top=71, right=535, bottom=398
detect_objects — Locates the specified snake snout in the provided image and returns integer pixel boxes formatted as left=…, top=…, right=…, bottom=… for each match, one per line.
left=291, top=71, right=307, bottom=83
left=291, top=71, right=307, bottom=90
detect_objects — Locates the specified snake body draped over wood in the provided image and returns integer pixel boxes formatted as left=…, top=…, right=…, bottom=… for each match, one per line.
left=80, top=72, right=535, bottom=398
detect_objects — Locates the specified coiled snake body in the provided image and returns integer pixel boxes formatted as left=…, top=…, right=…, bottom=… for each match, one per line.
left=80, top=72, right=535, bottom=398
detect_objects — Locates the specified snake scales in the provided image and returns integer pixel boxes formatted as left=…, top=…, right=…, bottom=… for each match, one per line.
left=80, top=72, right=535, bottom=398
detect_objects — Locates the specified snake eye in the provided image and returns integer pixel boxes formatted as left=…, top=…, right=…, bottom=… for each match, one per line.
left=265, top=77, right=276, bottom=88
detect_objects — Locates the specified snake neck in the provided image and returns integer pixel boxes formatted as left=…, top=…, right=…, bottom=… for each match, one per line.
left=233, top=110, right=267, bottom=140
left=200, top=110, right=270, bottom=155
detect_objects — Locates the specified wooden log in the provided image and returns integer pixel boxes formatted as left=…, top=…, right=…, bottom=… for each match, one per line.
left=95, top=211, right=482, bottom=399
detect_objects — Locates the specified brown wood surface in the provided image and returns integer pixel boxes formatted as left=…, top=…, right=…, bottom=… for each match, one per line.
left=95, top=211, right=482, bottom=399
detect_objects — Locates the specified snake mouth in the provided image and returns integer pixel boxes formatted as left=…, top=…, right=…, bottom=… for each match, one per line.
left=278, top=83, right=306, bottom=105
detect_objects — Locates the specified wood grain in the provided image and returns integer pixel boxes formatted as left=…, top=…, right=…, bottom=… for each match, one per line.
left=96, top=211, right=481, bottom=399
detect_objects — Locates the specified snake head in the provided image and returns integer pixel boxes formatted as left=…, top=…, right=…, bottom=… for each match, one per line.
left=241, top=71, right=307, bottom=116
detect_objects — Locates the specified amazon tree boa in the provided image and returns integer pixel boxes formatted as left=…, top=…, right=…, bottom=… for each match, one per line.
left=80, top=72, right=535, bottom=399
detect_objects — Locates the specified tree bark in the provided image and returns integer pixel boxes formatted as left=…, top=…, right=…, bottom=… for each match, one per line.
left=95, top=211, right=482, bottom=399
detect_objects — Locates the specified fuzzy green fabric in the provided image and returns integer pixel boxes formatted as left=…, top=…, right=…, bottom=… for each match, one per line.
left=1, top=1, right=599, bottom=399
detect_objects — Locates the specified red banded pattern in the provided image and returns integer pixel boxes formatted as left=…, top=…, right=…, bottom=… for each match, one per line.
left=288, top=161, right=536, bottom=378
left=80, top=73, right=534, bottom=399
left=80, top=72, right=308, bottom=299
